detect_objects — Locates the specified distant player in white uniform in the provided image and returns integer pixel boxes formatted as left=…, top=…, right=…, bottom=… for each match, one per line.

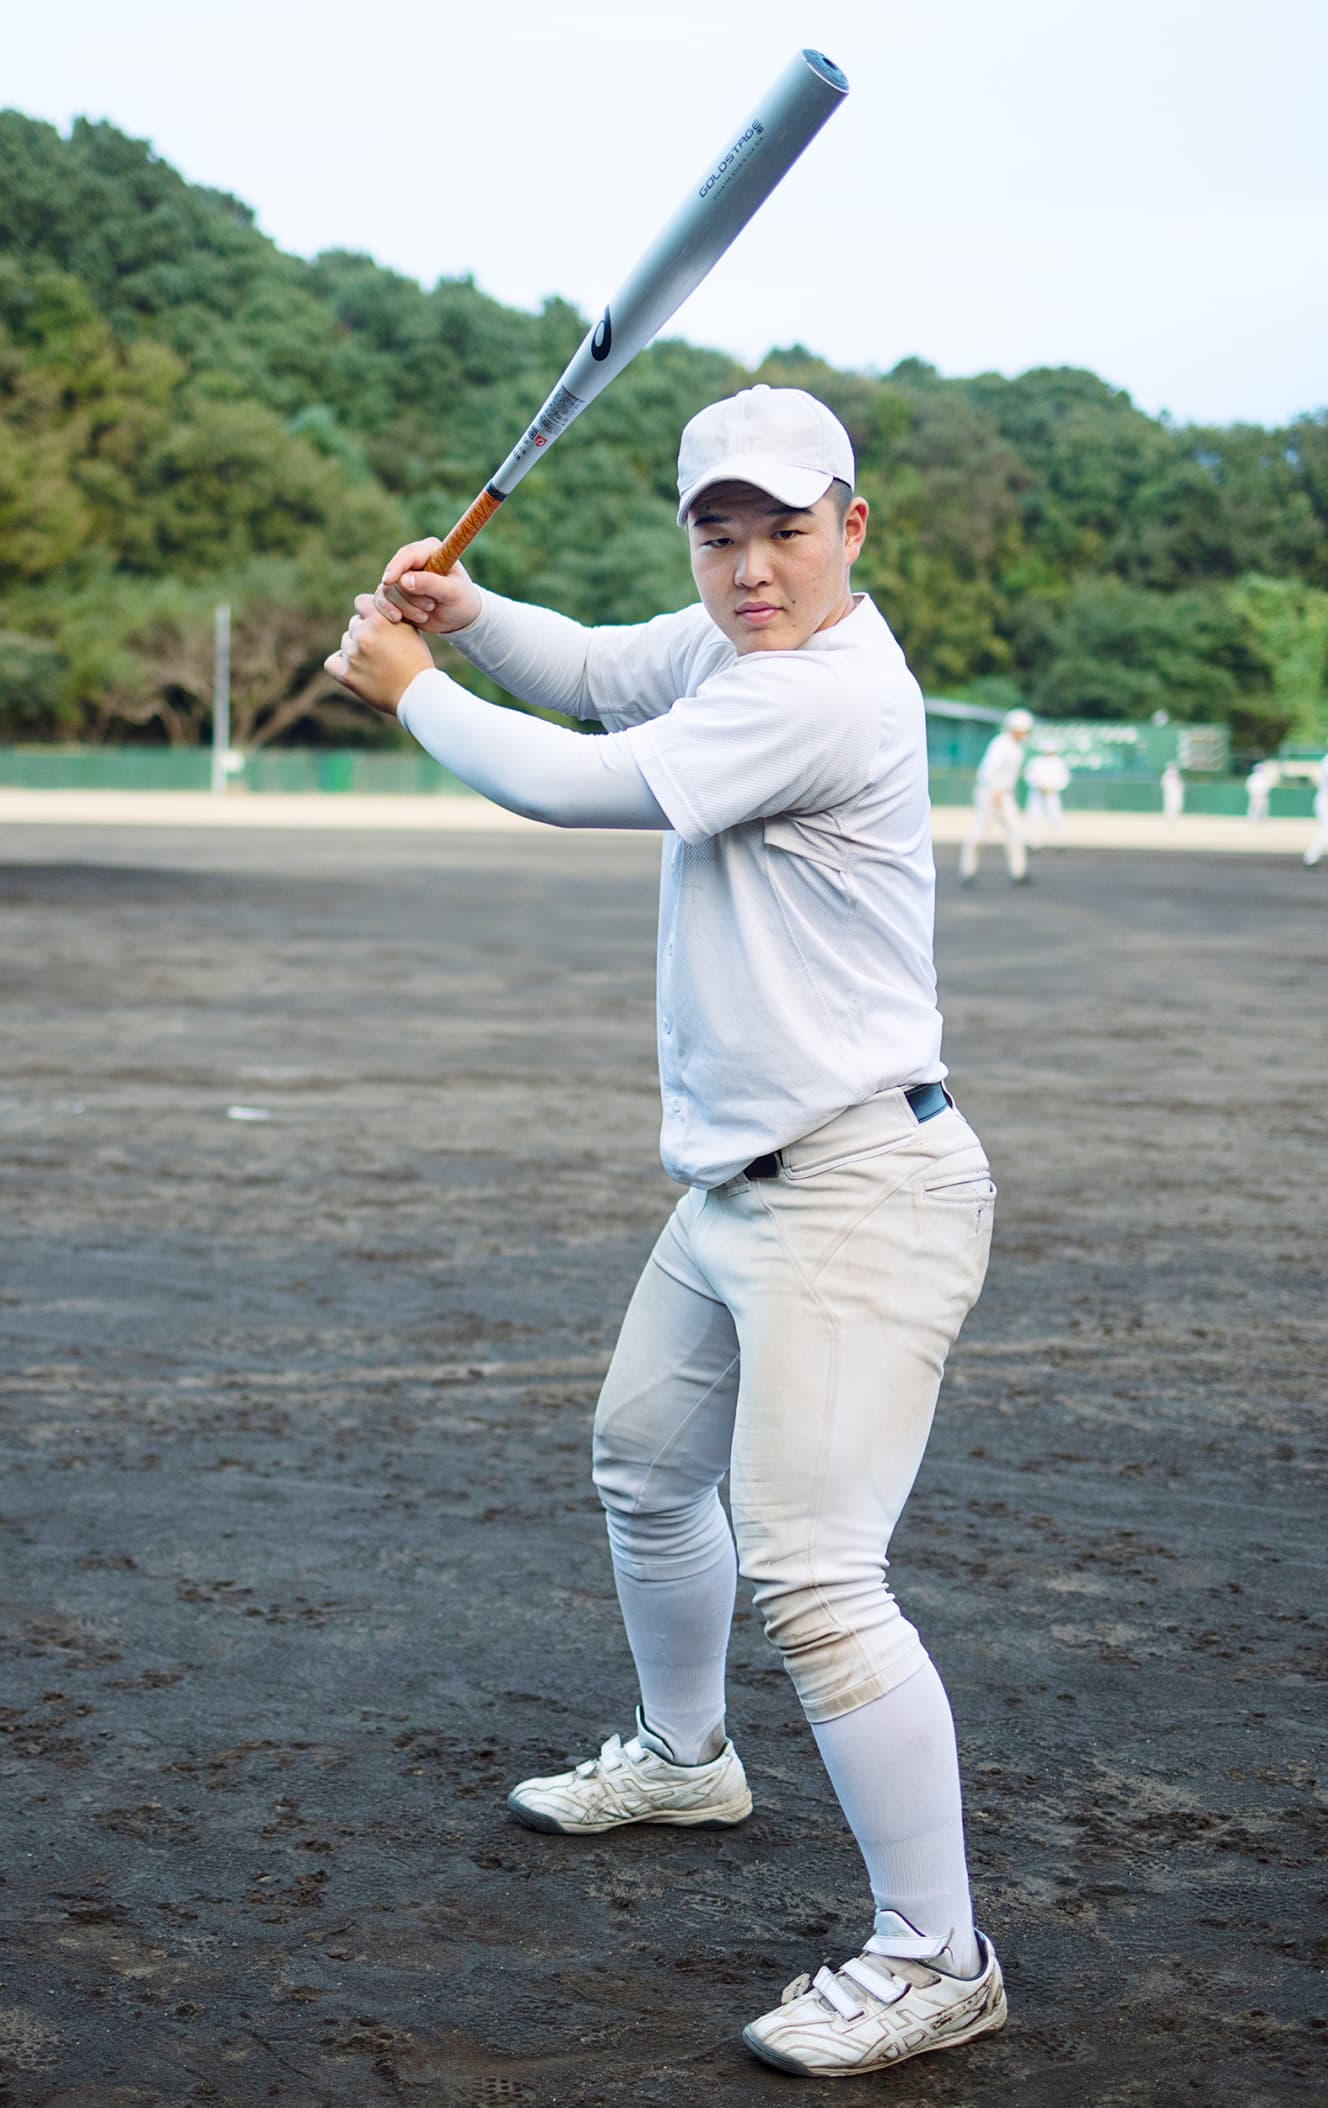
left=1024, top=746, right=1070, bottom=850
left=1246, top=760, right=1276, bottom=823
left=1161, top=760, right=1184, bottom=823
left=325, top=388, right=1008, bottom=2079
left=1304, top=753, right=1328, bottom=868
left=959, top=708, right=1033, bottom=883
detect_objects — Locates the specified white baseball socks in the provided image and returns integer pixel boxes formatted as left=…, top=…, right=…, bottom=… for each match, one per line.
left=744, top=1663, right=1001, bottom=2073
left=604, top=1497, right=736, bottom=1768
left=811, top=1659, right=982, bottom=1978
left=507, top=1495, right=746, bottom=1834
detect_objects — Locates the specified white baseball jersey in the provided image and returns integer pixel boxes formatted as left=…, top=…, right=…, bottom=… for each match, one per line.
left=437, top=590, right=944, bottom=1188
left=976, top=731, right=1025, bottom=797
left=1024, top=753, right=1069, bottom=795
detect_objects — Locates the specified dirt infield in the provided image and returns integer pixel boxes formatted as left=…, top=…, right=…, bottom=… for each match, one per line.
left=1, top=824, right=1323, bottom=2107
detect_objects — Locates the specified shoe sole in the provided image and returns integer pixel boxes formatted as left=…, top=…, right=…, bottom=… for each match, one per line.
left=506, top=1792, right=752, bottom=1836
left=742, top=1993, right=1007, bottom=2076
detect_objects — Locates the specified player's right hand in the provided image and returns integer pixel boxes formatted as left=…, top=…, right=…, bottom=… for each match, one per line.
left=374, top=541, right=482, bottom=634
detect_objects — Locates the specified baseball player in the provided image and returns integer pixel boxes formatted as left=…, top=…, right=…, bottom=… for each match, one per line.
left=1161, top=760, right=1184, bottom=823
left=1304, top=752, right=1328, bottom=868
left=1246, top=759, right=1276, bottom=823
left=325, top=386, right=1007, bottom=2079
left=1023, top=745, right=1070, bottom=851
left=959, top=708, right=1032, bottom=883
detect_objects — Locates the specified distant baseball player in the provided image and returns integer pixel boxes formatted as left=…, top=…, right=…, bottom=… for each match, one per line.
left=959, top=708, right=1033, bottom=884
left=1246, top=760, right=1275, bottom=823
left=1023, top=745, right=1070, bottom=851
left=1161, top=760, right=1184, bottom=824
left=1304, top=752, right=1328, bottom=868
left=324, top=387, right=1007, bottom=2078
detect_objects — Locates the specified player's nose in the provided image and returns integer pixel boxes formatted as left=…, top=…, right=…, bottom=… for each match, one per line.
left=733, top=539, right=771, bottom=586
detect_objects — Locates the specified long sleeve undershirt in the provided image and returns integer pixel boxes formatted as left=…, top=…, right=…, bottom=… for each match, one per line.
left=433, top=585, right=726, bottom=730
left=397, top=667, right=669, bottom=830
left=439, top=594, right=601, bottom=720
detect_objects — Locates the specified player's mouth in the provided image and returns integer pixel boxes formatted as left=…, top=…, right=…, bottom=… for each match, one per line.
left=736, top=601, right=782, bottom=625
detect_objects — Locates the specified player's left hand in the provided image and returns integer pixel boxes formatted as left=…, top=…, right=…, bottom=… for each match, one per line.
left=324, top=594, right=432, bottom=716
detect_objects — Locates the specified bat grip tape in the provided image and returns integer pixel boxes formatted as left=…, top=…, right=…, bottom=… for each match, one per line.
left=423, top=485, right=507, bottom=576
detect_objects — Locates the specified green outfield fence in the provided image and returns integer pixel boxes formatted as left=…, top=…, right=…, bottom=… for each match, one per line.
left=0, top=746, right=466, bottom=798
left=925, top=768, right=1315, bottom=816
left=0, top=746, right=1317, bottom=818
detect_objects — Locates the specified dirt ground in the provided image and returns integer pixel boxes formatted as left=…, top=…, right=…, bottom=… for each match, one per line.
left=0, top=822, right=1323, bottom=2108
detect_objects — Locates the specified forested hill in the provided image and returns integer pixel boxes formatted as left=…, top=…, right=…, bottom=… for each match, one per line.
left=2, top=110, right=1325, bottom=755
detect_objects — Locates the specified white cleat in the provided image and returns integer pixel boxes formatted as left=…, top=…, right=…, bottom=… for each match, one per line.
left=506, top=1717, right=752, bottom=1836
left=743, top=1929, right=1006, bottom=2077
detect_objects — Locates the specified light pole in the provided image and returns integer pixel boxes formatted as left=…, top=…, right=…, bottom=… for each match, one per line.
left=211, top=602, right=231, bottom=796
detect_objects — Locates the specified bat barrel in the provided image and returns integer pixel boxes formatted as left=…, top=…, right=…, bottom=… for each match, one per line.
left=487, top=49, right=849, bottom=499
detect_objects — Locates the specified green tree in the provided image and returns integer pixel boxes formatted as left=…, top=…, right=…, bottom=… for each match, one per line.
left=1017, top=577, right=1265, bottom=725
left=965, top=365, right=1174, bottom=580
left=1227, top=575, right=1328, bottom=745
left=1119, top=426, right=1326, bottom=591
left=0, top=630, right=73, bottom=738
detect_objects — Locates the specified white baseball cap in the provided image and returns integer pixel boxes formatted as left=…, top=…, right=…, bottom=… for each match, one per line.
left=677, top=385, right=855, bottom=525
left=1004, top=708, right=1035, bottom=735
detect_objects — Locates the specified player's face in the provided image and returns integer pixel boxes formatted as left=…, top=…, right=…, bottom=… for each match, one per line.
left=686, top=482, right=868, bottom=654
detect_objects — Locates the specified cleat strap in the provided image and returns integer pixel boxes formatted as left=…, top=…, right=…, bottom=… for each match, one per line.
left=866, top=1917, right=953, bottom=1962
left=811, top=1966, right=866, bottom=2021
left=841, top=1955, right=909, bottom=2005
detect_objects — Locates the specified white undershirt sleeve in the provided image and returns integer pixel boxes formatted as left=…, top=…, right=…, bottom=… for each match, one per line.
left=447, top=587, right=724, bottom=729
left=447, top=592, right=598, bottom=718
left=397, top=668, right=669, bottom=831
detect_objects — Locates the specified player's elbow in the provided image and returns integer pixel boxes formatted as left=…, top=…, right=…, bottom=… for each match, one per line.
left=490, top=781, right=585, bottom=829
left=486, top=786, right=562, bottom=828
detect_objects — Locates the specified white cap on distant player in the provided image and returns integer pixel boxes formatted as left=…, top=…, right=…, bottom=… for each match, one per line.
left=1004, top=708, right=1035, bottom=736
left=677, top=385, right=855, bottom=523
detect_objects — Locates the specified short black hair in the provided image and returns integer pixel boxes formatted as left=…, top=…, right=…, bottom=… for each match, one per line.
left=685, top=479, right=855, bottom=529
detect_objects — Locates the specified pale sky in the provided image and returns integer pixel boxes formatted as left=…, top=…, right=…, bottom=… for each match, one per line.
left=7, top=0, right=1325, bottom=428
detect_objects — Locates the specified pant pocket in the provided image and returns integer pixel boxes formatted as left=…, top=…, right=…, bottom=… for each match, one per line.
left=914, top=1166, right=997, bottom=1279
left=922, top=1172, right=997, bottom=1205
left=779, top=1131, right=914, bottom=1183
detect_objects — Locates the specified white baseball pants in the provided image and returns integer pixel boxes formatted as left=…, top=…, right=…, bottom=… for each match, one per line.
left=592, top=1089, right=995, bottom=1726
left=1025, top=787, right=1064, bottom=849
left=959, top=787, right=1027, bottom=881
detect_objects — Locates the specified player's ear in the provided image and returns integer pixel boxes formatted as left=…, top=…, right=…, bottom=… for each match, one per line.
left=843, top=496, right=868, bottom=564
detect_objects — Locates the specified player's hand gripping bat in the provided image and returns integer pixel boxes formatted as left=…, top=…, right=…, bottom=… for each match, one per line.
left=404, top=49, right=848, bottom=584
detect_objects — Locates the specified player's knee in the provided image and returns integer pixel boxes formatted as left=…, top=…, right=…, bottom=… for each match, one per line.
left=744, top=1557, right=924, bottom=1716
left=602, top=1493, right=732, bottom=1582
left=591, top=1383, right=664, bottom=1512
left=592, top=1437, right=638, bottom=1517
left=592, top=1427, right=719, bottom=1521
left=752, top=1568, right=876, bottom=1660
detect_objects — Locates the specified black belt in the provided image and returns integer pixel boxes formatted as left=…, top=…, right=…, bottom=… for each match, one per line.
left=743, top=1081, right=950, bottom=1181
